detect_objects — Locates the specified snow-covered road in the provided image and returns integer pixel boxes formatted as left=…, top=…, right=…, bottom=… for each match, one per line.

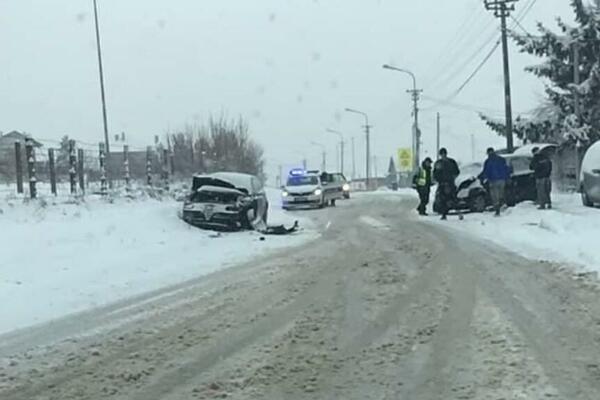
left=2, top=193, right=600, bottom=399
left=0, top=188, right=318, bottom=334
left=374, top=188, right=600, bottom=273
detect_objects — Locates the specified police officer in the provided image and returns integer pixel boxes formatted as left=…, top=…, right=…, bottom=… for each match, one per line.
left=433, top=148, right=460, bottom=220
left=413, top=157, right=433, bottom=216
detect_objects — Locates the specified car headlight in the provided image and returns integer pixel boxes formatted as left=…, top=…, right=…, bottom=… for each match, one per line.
left=282, top=191, right=289, bottom=197
left=342, top=183, right=350, bottom=191
left=314, top=189, right=323, bottom=196
left=183, top=202, right=194, bottom=210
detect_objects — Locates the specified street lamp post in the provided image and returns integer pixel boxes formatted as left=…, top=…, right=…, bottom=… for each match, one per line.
left=92, top=0, right=111, bottom=155
left=382, top=64, right=423, bottom=171
left=310, top=141, right=327, bottom=172
left=326, top=128, right=345, bottom=175
left=345, top=108, right=371, bottom=188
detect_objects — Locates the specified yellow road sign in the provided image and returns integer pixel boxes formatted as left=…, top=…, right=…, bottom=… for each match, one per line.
left=397, top=148, right=413, bottom=172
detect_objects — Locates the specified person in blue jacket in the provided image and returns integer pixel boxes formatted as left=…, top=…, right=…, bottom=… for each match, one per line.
left=481, top=147, right=511, bottom=216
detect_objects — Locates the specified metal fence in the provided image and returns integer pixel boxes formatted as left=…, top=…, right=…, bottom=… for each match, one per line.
left=0, top=139, right=176, bottom=199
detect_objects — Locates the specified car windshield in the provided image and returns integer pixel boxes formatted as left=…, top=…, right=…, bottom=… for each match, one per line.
left=287, top=176, right=319, bottom=186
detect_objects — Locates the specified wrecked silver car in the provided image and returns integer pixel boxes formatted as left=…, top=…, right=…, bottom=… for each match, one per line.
left=182, top=172, right=269, bottom=231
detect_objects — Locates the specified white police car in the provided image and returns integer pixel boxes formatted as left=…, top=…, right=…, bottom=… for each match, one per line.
left=282, top=169, right=327, bottom=210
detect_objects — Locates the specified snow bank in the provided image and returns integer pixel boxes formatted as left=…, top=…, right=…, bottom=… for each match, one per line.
left=429, top=193, right=600, bottom=272
left=0, top=188, right=317, bottom=334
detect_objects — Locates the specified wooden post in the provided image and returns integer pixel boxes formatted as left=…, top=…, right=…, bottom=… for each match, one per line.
left=48, top=148, right=57, bottom=195
left=123, top=144, right=130, bottom=189
left=25, top=139, right=37, bottom=199
left=99, top=142, right=108, bottom=195
left=146, top=146, right=153, bottom=186
left=77, top=148, right=85, bottom=193
left=14, top=142, right=24, bottom=194
left=69, top=140, right=77, bottom=194
left=162, top=148, right=169, bottom=191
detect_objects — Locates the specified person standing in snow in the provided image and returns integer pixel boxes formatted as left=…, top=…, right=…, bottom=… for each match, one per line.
left=412, top=157, right=433, bottom=216
left=433, top=148, right=460, bottom=220
left=530, top=147, right=553, bottom=209
left=481, top=147, right=511, bottom=216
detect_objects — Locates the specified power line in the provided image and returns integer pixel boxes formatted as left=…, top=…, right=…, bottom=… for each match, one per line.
left=423, top=0, right=492, bottom=82
left=432, top=0, right=538, bottom=104
left=428, top=0, right=537, bottom=96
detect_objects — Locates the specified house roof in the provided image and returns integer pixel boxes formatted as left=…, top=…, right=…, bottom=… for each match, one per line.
left=0, top=131, right=43, bottom=147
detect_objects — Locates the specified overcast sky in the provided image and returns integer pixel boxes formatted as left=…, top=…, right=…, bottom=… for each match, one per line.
left=1, top=0, right=575, bottom=182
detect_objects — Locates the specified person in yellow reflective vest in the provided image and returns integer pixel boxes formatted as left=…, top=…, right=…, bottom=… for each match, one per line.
left=412, top=157, right=433, bottom=216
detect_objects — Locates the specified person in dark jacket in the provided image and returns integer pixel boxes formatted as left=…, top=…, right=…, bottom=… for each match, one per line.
left=413, top=157, right=433, bottom=216
left=481, top=147, right=511, bottom=216
left=433, top=148, right=460, bottom=220
left=530, top=147, right=553, bottom=209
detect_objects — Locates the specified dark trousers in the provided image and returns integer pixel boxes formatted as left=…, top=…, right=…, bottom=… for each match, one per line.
left=417, top=186, right=430, bottom=214
left=436, top=182, right=456, bottom=216
left=536, top=178, right=552, bottom=207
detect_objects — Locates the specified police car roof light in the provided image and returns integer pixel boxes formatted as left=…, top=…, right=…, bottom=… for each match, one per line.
left=289, top=168, right=306, bottom=176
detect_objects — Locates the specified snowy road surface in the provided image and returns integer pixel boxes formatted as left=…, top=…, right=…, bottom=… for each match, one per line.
left=0, top=188, right=317, bottom=334
left=2, top=193, right=600, bottom=399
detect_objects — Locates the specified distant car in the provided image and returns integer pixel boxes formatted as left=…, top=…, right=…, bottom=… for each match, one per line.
left=282, top=170, right=325, bottom=210
left=182, top=172, right=268, bottom=231
left=281, top=169, right=345, bottom=209
left=321, top=172, right=349, bottom=202
left=581, top=141, right=600, bottom=207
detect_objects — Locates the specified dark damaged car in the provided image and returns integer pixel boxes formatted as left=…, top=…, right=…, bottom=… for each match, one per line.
left=182, top=172, right=268, bottom=231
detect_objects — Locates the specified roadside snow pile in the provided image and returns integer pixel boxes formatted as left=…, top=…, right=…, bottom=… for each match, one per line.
left=431, top=193, right=600, bottom=272
left=0, top=188, right=317, bottom=334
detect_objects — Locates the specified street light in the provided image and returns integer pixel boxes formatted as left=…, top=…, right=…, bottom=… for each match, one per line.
left=310, top=141, right=327, bottom=171
left=382, top=64, right=422, bottom=171
left=92, top=0, right=111, bottom=155
left=345, top=108, right=371, bottom=188
left=326, top=128, right=345, bottom=175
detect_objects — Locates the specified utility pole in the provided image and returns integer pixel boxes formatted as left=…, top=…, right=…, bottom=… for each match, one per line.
left=340, top=138, right=345, bottom=175
left=327, top=129, right=345, bottom=174
left=410, top=89, right=423, bottom=170
left=382, top=65, right=422, bottom=170
left=93, top=0, right=110, bottom=155
left=436, top=112, right=441, bottom=157
left=351, top=137, right=356, bottom=180
left=345, top=108, right=372, bottom=188
left=278, top=164, right=283, bottom=187
left=484, top=0, right=518, bottom=152
left=373, top=155, right=378, bottom=179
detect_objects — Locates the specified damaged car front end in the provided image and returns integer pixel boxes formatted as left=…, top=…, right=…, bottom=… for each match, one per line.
left=182, top=185, right=256, bottom=231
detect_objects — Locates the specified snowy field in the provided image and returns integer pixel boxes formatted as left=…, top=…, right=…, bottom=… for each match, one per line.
left=369, top=188, right=600, bottom=273
left=0, top=188, right=318, bottom=334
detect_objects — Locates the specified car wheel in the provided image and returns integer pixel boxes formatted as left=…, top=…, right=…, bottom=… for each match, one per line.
left=582, top=188, right=594, bottom=207
left=469, top=194, right=486, bottom=213
left=331, top=199, right=336, bottom=207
